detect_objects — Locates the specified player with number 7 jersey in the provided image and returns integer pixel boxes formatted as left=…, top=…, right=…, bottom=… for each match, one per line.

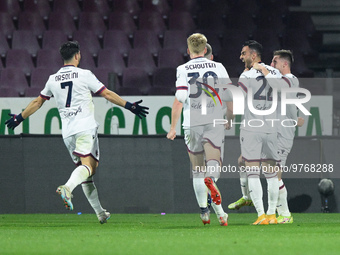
left=40, top=65, right=106, bottom=138
left=5, top=41, right=149, bottom=223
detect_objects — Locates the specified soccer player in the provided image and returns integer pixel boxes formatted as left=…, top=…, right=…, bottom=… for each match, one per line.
left=204, top=43, right=213, bottom=60
left=253, top=50, right=304, bottom=223
left=236, top=40, right=281, bottom=225
left=229, top=49, right=304, bottom=224
left=167, top=34, right=233, bottom=226
left=5, top=41, right=149, bottom=223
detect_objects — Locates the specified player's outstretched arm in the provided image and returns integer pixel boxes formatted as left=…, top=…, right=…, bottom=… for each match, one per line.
left=167, top=98, right=182, bottom=140
left=100, top=88, right=149, bottom=119
left=297, top=117, right=304, bottom=127
left=225, top=101, right=234, bottom=130
left=5, top=96, right=46, bottom=130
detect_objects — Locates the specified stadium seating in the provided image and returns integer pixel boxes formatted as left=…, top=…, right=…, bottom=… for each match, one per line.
left=0, top=0, right=21, bottom=18
left=97, top=49, right=126, bottom=76
left=17, top=11, right=46, bottom=37
left=93, top=67, right=120, bottom=89
left=251, top=29, right=282, bottom=63
left=24, top=87, right=43, bottom=97
left=195, top=30, right=222, bottom=57
left=6, top=49, right=35, bottom=75
left=225, top=12, right=257, bottom=34
left=42, top=30, right=68, bottom=50
left=108, top=11, right=137, bottom=37
left=171, top=0, right=199, bottom=14
left=78, top=50, right=96, bottom=70
left=149, top=67, right=177, bottom=95
left=119, top=67, right=151, bottom=95
left=11, top=31, right=41, bottom=56
left=23, top=0, right=51, bottom=18
left=163, top=30, right=188, bottom=56
left=157, top=49, right=184, bottom=68
left=133, top=30, right=162, bottom=56
left=36, top=49, right=63, bottom=71
left=0, top=12, right=16, bottom=38
left=0, top=32, right=9, bottom=57
left=103, top=30, right=131, bottom=56
left=72, top=30, right=101, bottom=55
left=0, top=0, right=326, bottom=97
left=111, top=0, right=140, bottom=18
left=0, top=68, right=28, bottom=96
left=196, top=12, right=226, bottom=34
left=168, top=11, right=196, bottom=34
left=138, top=11, right=167, bottom=37
left=127, top=48, right=157, bottom=75
left=82, top=0, right=112, bottom=19
left=78, top=12, right=107, bottom=38
left=53, top=0, right=81, bottom=18
left=0, top=86, right=21, bottom=97
left=30, top=67, right=55, bottom=89
left=48, top=11, right=77, bottom=37
left=141, top=0, right=170, bottom=18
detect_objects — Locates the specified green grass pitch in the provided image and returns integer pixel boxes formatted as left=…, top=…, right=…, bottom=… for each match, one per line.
left=1, top=213, right=339, bottom=255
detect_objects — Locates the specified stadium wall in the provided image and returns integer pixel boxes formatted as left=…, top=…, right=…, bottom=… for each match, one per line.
left=0, top=135, right=339, bottom=214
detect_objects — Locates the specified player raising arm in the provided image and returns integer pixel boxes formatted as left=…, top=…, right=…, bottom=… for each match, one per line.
left=167, top=34, right=233, bottom=226
left=254, top=49, right=304, bottom=223
left=237, top=40, right=281, bottom=225
left=6, top=41, right=149, bottom=223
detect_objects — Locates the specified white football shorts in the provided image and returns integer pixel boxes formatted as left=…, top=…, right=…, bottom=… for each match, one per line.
left=184, top=124, right=224, bottom=154
left=277, top=132, right=294, bottom=167
left=63, top=127, right=100, bottom=165
left=240, top=129, right=280, bottom=162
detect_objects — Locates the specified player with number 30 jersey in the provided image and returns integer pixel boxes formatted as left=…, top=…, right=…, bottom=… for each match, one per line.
left=175, top=57, right=232, bottom=128
left=167, top=34, right=234, bottom=227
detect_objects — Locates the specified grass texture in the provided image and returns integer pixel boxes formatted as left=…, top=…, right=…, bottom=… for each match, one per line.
left=0, top=213, right=339, bottom=255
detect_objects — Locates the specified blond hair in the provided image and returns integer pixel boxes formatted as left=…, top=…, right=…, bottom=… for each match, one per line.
left=187, top=33, right=207, bottom=55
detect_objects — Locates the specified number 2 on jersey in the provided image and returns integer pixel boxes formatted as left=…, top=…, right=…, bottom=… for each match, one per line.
left=61, top=81, right=73, bottom=107
left=254, top=76, right=272, bottom=101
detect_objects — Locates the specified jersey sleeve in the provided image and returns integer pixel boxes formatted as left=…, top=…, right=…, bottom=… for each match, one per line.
left=40, top=79, right=53, bottom=100
left=86, top=71, right=107, bottom=94
left=237, top=73, right=248, bottom=97
left=175, top=66, right=188, bottom=103
left=265, top=67, right=291, bottom=90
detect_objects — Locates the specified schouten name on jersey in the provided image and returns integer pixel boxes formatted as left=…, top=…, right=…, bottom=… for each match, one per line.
left=176, top=57, right=231, bottom=127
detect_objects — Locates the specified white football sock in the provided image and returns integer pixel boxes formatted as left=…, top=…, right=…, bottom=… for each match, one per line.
left=264, top=171, right=279, bottom=215
left=206, top=159, right=220, bottom=182
left=192, top=170, right=208, bottom=208
left=65, top=165, right=91, bottom=193
left=211, top=203, right=225, bottom=218
left=239, top=167, right=250, bottom=200
left=247, top=167, right=264, bottom=216
left=277, top=179, right=291, bottom=217
left=82, top=177, right=104, bottom=215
